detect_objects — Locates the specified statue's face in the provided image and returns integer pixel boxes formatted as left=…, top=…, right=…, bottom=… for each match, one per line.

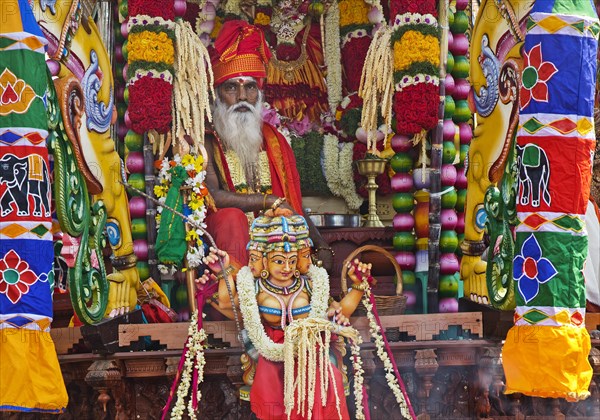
left=248, top=249, right=264, bottom=278
left=296, top=247, right=312, bottom=275
left=263, top=250, right=298, bottom=283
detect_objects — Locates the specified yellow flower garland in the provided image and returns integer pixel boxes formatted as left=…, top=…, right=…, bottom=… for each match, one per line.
left=128, top=31, right=175, bottom=64
left=255, top=12, right=271, bottom=26
left=393, top=30, right=439, bottom=71
left=338, top=0, right=371, bottom=27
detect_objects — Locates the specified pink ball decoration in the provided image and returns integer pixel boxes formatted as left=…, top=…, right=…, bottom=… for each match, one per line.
left=391, top=134, right=413, bottom=153
left=445, top=74, right=455, bottom=97
left=355, top=127, right=368, bottom=143
left=174, top=0, right=187, bottom=16
left=440, top=253, right=460, bottom=275
left=447, top=31, right=454, bottom=53
left=117, top=124, right=129, bottom=140
left=441, top=164, right=457, bottom=186
left=439, top=297, right=459, bottom=313
left=413, top=168, right=431, bottom=190
left=450, top=34, right=469, bottom=56
left=133, top=239, right=149, bottom=260
left=129, top=196, right=146, bottom=218
left=368, top=5, right=384, bottom=24
left=454, top=78, right=471, bottom=101
left=441, top=209, right=458, bottom=230
left=404, top=290, right=417, bottom=307
left=393, top=213, right=415, bottom=232
left=122, top=64, right=129, bottom=81
left=443, top=119, right=456, bottom=141
left=126, top=152, right=145, bottom=173
left=456, top=212, right=465, bottom=234
left=121, top=21, right=128, bottom=38
left=455, top=0, right=469, bottom=10
left=455, top=167, right=468, bottom=189
left=459, top=123, right=473, bottom=144
left=203, top=3, right=217, bottom=20
left=124, top=110, right=132, bottom=129
left=115, top=46, right=123, bottom=62
left=395, top=251, right=416, bottom=271
left=391, top=173, right=414, bottom=193
left=116, top=85, right=125, bottom=101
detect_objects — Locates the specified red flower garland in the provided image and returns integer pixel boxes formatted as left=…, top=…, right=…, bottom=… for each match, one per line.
left=389, top=0, right=437, bottom=18
left=393, top=83, right=438, bottom=135
left=129, top=0, right=175, bottom=20
left=128, top=77, right=173, bottom=134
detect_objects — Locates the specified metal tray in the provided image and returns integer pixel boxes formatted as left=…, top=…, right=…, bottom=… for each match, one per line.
left=308, top=214, right=361, bottom=228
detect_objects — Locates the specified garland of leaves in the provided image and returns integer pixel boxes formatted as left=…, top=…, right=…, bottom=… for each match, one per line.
left=291, top=132, right=330, bottom=195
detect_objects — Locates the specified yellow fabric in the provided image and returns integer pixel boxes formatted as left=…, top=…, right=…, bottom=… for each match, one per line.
left=502, top=325, right=592, bottom=402
left=0, top=329, right=68, bottom=413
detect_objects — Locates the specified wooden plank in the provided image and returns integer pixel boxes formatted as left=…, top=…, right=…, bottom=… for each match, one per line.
left=586, top=313, right=600, bottom=332
left=50, top=326, right=84, bottom=355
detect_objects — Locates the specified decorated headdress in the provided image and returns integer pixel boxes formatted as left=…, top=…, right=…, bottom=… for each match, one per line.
left=248, top=214, right=312, bottom=253
left=211, top=20, right=272, bottom=87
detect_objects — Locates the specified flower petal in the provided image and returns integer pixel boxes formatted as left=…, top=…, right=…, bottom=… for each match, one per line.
left=522, top=234, right=541, bottom=261
left=6, top=284, right=21, bottom=304
left=518, top=276, right=539, bottom=304
left=536, top=257, right=557, bottom=283
left=537, top=61, right=558, bottom=82
left=16, top=281, right=29, bottom=294
left=0, top=281, right=7, bottom=293
left=513, top=255, right=525, bottom=280
left=4, top=250, right=20, bottom=268
left=529, top=43, right=542, bottom=68
left=20, top=269, right=37, bottom=285
left=531, top=82, right=549, bottom=102
left=520, top=88, right=531, bottom=110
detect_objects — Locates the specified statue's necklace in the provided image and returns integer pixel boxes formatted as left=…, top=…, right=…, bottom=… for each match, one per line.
left=261, top=276, right=301, bottom=295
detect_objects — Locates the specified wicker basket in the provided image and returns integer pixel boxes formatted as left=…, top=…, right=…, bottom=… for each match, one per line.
left=340, top=245, right=407, bottom=316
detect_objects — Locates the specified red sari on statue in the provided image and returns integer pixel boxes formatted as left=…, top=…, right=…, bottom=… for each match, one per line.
left=250, top=325, right=350, bottom=420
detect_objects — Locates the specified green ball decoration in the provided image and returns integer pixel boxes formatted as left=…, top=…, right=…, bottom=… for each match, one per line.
left=452, top=11, right=470, bottom=34
left=117, top=103, right=127, bottom=120
left=136, top=261, right=150, bottom=281
left=444, top=96, right=455, bottom=120
left=122, top=40, right=128, bottom=61
left=448, top=10, right=454, bottom=29
left=123, top=86, right=129, bottom=103
left=441, top=188, right=458, bottom=209
left=451, top=55, right=469, bottom=79
left=442, top=141, right=457, bottom=164
left=119, top=0, right=128, bottom=19
left=439, top=274, right=459, bottom=297
left=392, top=192, right=415, bottom=213
left=390, top=153, right=413, bottom=173
left=393, top=232, right=416, bottom=251
left=127, top=173, right=145, bottom=196
left=131, top=218, right=147, bottom=240
left=453, top=100, right=471, bottom=123
left=440, top=230, right=459, bottom=253
left=456, top=188, right=467, bottom=212
left=459, top=144, right=469, bottom=165
left=402, top=270, right=416, bottom=287
left=447, top=52, right=455, bottom=74
left=125, top=130, right=143, bottom=152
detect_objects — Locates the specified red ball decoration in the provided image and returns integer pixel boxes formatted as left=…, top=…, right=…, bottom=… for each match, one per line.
left=129, top=196, right=147, bottom=218
left=126, top=152, right=145, bottom=173
left=441, top=164, right=457, bottom=186
left=455, top=0, right=469, bottom=11
left=455, top=166, right=468, bottom=190
left=174, top=0, right=187, bottom=16
left=395, top=251, right=416, bottom=271
left=440, top=209, right=458, bottom=230
left=439, top=297, right=459, bottom=313
left=393, top=213, right=415, bottom=232
left=454, top=78, right=471, bottom=101
left=440, top=253, right=460, bottom=274
left=391, top=134, right=413, bottom=153
left=391, top=173, right=414, bottom=193
left=456, top=212, right=465, bottom=234
left=443, top=119, right=456, bottom=141
left=459, top=122, right=473, bottom=144
left=133, top=239, right=149, bottom=260
left=445, top=74, right=455, bottom=97
left=450, top=34, right=469, bottom=56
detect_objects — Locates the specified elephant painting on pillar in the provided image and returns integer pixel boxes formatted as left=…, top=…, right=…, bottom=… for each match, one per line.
left=516, top=143, right=551, bottom=208
left=0, top=153, right=51, bottom=218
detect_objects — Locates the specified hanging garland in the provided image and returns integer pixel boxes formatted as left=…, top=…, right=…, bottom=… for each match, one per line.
left=154, top=153, right=209, bottom=269
left=324, top=1, right=342, bottom=111
left=323, top=134, right=363, bottom=209
left=126, top=0, right=176, bottom=134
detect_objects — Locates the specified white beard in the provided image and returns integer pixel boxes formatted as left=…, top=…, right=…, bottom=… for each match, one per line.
left=212, top=94, right=264, bottom=187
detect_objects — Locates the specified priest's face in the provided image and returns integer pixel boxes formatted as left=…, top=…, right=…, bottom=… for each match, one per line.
left=217, top=78, right=261, bottom=111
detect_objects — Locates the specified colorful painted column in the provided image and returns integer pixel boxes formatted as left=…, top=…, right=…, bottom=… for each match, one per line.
left=0, top=0, right=68, bottom=412
left=502, top=0, right=598, bottom=400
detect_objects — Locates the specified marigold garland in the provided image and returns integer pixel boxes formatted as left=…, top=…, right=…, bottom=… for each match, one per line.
left=338, top=0, right=371, bottom=27
left=392, top=31, right=440, bottom=71
left=128, top=31, right=175, bottom=64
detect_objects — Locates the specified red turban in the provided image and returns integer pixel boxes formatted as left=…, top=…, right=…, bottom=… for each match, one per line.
left=211, top=20, right=272, bottom=86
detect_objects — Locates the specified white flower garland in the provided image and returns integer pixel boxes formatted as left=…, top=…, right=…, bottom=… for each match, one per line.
left=223, top=150, right=272, bottom=193
left=361, top=282, right=412, bottom=419
left=341, top=28, right=370, bottom=48
left=350, top=335, right=366, bottom=419
left=236, top=265, right=330, bottom=362
left=392, top=13, right=439, bottom=29
left=325, top=2, right=342, bottom=111
left=156, top=154, right=208, bottom=268
left=323, top=134, right=364, bottom=210
left=127, top=14, right=177, bottom=31
left=128, top=69, right=174, bottom=85
left=171, top=310, right=207, bottom=420
left=395, top=73, right=440, bottom=92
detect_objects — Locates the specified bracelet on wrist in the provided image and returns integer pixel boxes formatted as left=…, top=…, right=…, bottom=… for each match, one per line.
left=216, top=265, right=235, bottom=280
left=271, top=196, right=286, bottom=211
left=350, top=283, right=367, bottom=292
